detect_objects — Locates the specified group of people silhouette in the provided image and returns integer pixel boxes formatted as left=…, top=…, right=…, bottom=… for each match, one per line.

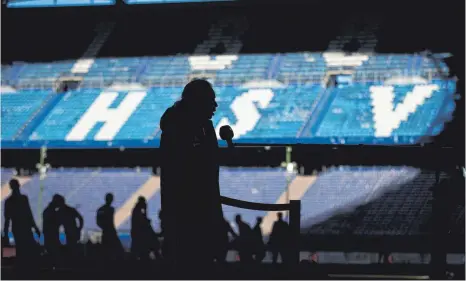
left=3, top=79, right=294, bottom=271
left=2, top=178, right=292, bottom=266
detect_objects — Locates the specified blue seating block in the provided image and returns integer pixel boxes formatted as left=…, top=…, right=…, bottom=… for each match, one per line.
left=1, top=91, right=51, bottom=140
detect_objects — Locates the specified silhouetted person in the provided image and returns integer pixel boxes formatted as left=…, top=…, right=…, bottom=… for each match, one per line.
left=252, top=217, right=266, bottom=263
left=234, top=215, right=253, bottom=264
left=43, top=194, right=62, bottom=259
left=131, top=197, right=161, bottom=260
left=269, top=212, right=290, bottom=264
left=3, top=179, right=41, bottom=261
left=56, top=195, right=83, bottom=256
left=215, top=218, right=238, bottom=263
left=160, top=79, right=223, bottom=271
left=379, top=251, right=391, bottom=264
left=97, top=193, right=124, bottom=258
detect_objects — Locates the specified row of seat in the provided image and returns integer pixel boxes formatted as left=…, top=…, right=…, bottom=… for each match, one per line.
left=2, top=167, right=463, bottom=236
left=1, top=53, right=450, bottom=89
left=1, top=81, right=455, bottom=144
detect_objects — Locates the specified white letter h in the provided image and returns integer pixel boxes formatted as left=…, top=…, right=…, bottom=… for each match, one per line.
left=66, top=91, right=146, bottom=141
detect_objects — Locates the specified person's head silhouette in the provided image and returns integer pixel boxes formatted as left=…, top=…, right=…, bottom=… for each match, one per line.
left=136, top=196, right=147, bottom=213
left=277, top=212, right=283, bottom=221
left=181, top=79, right=217, bottom=120
left=9, top=179, right=20, bottom=195
left=235, top=214, right=242, bottom=224
left=105, top=193, right=114, bottom=206
left=54, top=194, right=65, bottom=208
left=51, top=194, right=62, bottom=207
left=256, top=217, right=263, bottom=225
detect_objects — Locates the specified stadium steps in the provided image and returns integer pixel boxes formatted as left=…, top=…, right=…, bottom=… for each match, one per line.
left=15, top=93, right=65, bottom=141
left=114, top=176, right=160, bottom=229
left=297, top=87, right=335, bottom=138
left=267, top=54, right=282, bottom=80
left=1, top=176, right=32, bottom=201
left=134, top=57, right=151, bottom=83
left=12, top=93, right=63, bottom=141
left=82, top=22, right=115, bottom=59
left=261, top=175, right=317, bottom=235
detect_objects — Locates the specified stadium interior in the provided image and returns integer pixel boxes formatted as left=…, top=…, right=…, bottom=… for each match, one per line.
left=1, top=0, right=465, bottom=279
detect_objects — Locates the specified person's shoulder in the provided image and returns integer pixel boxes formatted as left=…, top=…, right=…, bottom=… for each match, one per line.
left=160, top=102, right=183, bottom=132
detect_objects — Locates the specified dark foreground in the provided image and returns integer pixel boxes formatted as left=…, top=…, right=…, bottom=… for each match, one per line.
left=2, top=258, right=465, bottom=280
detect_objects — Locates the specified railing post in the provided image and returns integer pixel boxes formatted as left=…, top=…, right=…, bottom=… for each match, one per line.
left=289, top=200, right=301, bottom=266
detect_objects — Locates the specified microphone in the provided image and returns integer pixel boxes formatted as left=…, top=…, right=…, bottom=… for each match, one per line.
left=219, top=125, right=235, bottom=148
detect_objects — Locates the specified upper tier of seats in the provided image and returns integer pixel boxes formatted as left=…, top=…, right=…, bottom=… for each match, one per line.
left=0, top=79, right=455, bottom=146
left=1, top=53, right=450, bottom=89
left=2, top=167, right=462, bottom=236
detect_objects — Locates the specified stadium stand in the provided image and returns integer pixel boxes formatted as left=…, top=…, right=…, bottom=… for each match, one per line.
left=1, top=91, right=53, bottom=140
left=0, top=168, right=16, bottom=186
left=3, top=53, right=454, bottom=89
left=311, top=82, right=453, bottom=139
left=7, top=168, right=153, bottom=231
left=0, top=79, right=455, bottom=145
left=277, top=53, right=327, bottom=83
left=219, top=167, right=294, bottom=231
left=305, top=170, right=461, bottom=237
left=2, top=166, right=462, bottom=239
left=0, top=1, right=463, bottom=278
left=302, top=166, right=420, bottom=233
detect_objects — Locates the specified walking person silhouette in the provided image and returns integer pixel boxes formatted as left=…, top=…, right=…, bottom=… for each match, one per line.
left=234, top=214, right=254, bottom=264
left=131, top=197, right=161, bottom=260
left=160, top=79, right=224, bottom=273
left=252, top=217, right=266, bottom=263
left=3, top=179, right=41, bottom=262
left=269, top=212, right=291, bottom=264
left=55, top=195, right=84, bottom=257
left=96, top=193, right=124, bottom=259
left=43, top=194, right=63, bottom=260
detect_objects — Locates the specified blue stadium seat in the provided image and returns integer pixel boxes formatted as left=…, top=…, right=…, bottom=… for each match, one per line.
left=83, top=58, right=144, bottom=87
left=15, top=62, right=75, bottom=89
left=212, top=85, right=323, bottom=139
left=277, top=53, right=327, bottom=83
left=1, top=91, right=52, bottom=140
left=0, top=53, right=456, bottom=146
left=314, top=82, right=452, bottom=139
left=30, top=89, right=104, bottom=141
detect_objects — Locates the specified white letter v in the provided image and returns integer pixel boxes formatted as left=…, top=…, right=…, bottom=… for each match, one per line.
left=370, top=84, right=439, bottom=137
